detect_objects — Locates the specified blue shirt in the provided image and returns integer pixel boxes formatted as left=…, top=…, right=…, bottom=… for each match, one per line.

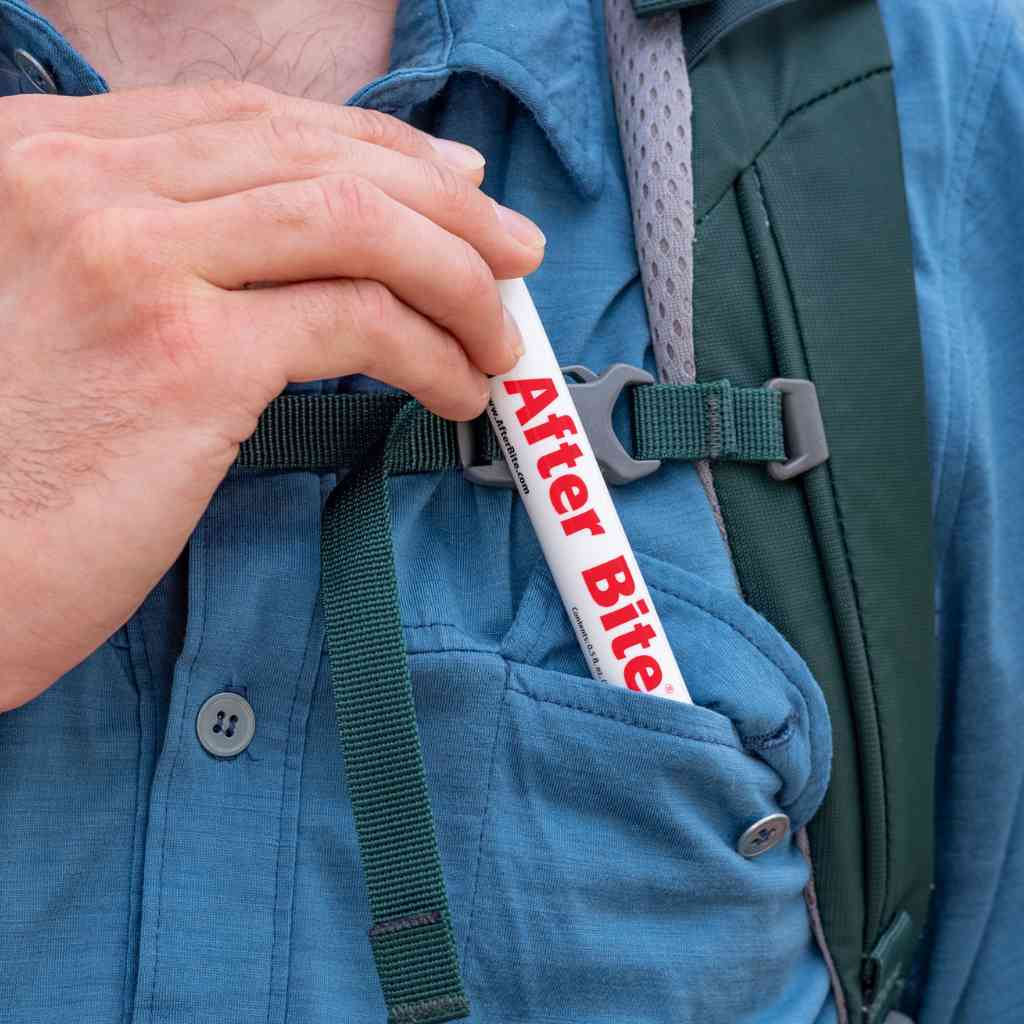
left=0, top=1, right=1019, bottom=1023
left=877, top=2, right=1024, bottom=1020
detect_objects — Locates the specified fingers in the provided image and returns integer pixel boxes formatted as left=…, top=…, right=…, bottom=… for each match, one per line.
left=107, top=118, right=542, bottom=278
left=169, top=173, right=524, bottom=374
left=220, top=278, right=490, bottom=421
left=2, top=81, right=481, bottom=176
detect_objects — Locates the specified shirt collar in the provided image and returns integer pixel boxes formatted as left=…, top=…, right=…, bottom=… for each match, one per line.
left=1, top=0, right=605, bottom=196
left=352, top=0, right=605, bottom=198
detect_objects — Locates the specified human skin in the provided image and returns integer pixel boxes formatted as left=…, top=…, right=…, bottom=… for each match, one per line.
left=0, top=2, right=547, bottom=711
left=30, top=0, right=399, bottom=101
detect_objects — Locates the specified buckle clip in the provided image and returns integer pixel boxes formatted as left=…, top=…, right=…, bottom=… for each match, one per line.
left=457, top=363, right=662, bottom=488
left=765, top=378, right=829, bottom=481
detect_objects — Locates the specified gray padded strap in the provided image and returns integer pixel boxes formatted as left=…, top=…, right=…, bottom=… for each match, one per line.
left=605, top=0, right=696, bottom=383
left=604, top=9, right=851, bottom=1022
left=603, top=0, right=727, bottom=535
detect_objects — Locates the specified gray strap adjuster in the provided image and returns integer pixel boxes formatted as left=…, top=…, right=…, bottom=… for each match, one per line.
left=458, top=363, right=661, bottom=488
left=765, top=378, right=830, bottom=481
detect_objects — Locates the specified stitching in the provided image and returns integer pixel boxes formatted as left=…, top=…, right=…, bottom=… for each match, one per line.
left=265, top=598, right=323, bottom=1024
left=933, top=0, right=1003, bottom=596
left=504, top=676, right=742, bottom=752
left=742, top=713, right=797, bottom=752
left=121, top=612, right=152, bottom=1024
left=943, top=29, right=1022, bottom=1015
left=410, top=646, right=498, bottom=658
left=460, top=661, right=510, bottom=969
left=445, top=43, right=593, bottom=189
left=148, top=530, right=209, bottom=1022
left=750, top=157, right=889, bottom=931
left=282, top=645, right=332, bottom=1024
left=696, top=66, right=893, bottom=230
left=369, top=910, right=443, bottom=938
left=523, top=572, right=566, bottom=665
left=869, top=961, right=905, bottom=1022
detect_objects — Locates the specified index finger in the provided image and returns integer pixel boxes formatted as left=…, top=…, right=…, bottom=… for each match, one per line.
left=1, top=81, right=485, bottom=175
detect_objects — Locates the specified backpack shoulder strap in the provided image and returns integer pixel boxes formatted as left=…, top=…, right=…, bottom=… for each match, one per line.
left=688, top=2, right=936, bottom=1019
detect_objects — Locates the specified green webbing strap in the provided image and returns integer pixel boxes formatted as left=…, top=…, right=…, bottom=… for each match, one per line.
left=863, top=910, right=916, bottom=1024
left=238, top=393, right=496, bottom=473
left=237, top=380, right=785, bottom=474
left=320, top=400, right=469, bottom=1024
left=240, top=377, right=786, bottom=1023
left=632, top=381, right=783, bottom=461
left=688, top=0, right=936, bottom=1016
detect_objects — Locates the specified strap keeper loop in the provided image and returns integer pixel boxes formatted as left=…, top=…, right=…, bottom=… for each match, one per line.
left=765, top=378, right=830, bottom=481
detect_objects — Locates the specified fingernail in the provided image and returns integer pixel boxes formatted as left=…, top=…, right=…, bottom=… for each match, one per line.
left=504, top=306, right=526, bottom=360
left=432, top=137, right=486, bottom=171
left=494, top=201, right=546, bottom=250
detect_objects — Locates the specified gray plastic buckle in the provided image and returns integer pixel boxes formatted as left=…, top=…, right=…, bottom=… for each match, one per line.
left=458, top=363, right=662, bottom=488
left=765, top=378, right=829, bottom=481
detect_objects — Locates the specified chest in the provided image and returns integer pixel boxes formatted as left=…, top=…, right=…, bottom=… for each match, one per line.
left=27, top=0, right=397, bottom=100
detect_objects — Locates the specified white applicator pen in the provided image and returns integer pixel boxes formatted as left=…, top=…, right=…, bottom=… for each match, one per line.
left=487, top=278, right=691, bottom=703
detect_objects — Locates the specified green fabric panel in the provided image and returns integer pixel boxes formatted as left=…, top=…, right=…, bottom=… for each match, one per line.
left=754, top=63, right=935, bottom=947
left=320, top=402, right=469, bottom=1022
left=238, top=384, right=787, bottom=474
left=688, top=0, right=936, bottom=1017
left=692, top=185, right=868, bottom=1016
left=691, top=0, right=893, bottom=224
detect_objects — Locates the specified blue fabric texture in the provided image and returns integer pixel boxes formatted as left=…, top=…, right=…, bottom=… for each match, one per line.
left=877, top=2, right=1024, bottom=1021
left=0, top=2, right=836, bottom=1020
left=0, top=0, right=1017, bottom=1022
left=0, top=1, right=837, bottom=1020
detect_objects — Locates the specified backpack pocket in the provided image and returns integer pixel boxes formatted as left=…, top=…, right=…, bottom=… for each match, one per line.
left=460, top=551, right=834, bottom=1023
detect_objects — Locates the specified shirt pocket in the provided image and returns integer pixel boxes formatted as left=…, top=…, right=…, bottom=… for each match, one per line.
left=460, top=550, right=833, bottom=1024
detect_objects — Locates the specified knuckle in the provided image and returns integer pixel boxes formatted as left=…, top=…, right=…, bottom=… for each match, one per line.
left=432, top=330, right=473, bottom=387
left=198, top=79, right=272, bottom=118
left=346, top=108, right=423, bottom=154
left=317, top=173, right=382, bottom=236
left=347, top=279, right=396, bottom=342
left=451, top=243, right=494, bottom=315
left=422, top=340, right=482, bottom=419
left=60, top=209, right=209, bottom=381
left=8, top=129, right=85, bottom=166
left=290, top=280, right=340, bottom=338
left=0, top=131, right=86, bottom=200
left=63, top=207, right=140, bottom=293
left=422, top=158, right=473, bottom=215
left=135, top=280, right=210, bottom=382
left=260, top=115, right=326, bottom=166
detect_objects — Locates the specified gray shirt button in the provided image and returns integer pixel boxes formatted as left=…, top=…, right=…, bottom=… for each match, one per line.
left=737, top=813, right=791, bottom=858
left=196, top=692, right=256, bottom=758
left=12, top=49, right=59, bottom=94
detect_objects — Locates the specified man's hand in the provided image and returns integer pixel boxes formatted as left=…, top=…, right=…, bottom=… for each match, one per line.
left=0, top=82, right=545, bottom=711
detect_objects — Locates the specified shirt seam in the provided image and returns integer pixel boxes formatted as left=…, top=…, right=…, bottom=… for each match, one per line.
left=695, top=65, right=893, bottom=230
left=933, top=0, right=1008, bottom=595
left=147, top=530, right=210, bottom=1023
left=941, top=19, right=1018, bottom=1022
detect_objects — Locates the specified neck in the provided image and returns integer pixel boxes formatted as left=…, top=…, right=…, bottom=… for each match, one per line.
left=30, top=0, right=400, bottom=101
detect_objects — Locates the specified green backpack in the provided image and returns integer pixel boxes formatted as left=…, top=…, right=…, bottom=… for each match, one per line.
left=684, top=0, right=936, bottom=1019
left=238, top=1, right=937, bottom=1020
